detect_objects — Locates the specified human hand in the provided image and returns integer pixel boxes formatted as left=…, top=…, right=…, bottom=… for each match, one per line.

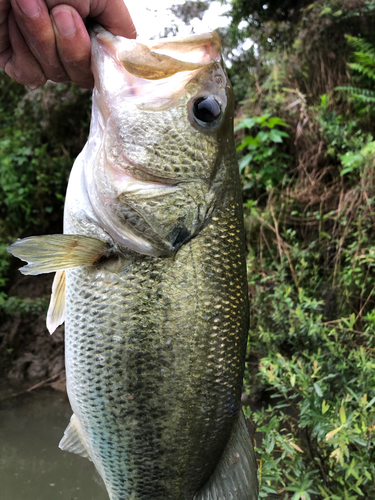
left=0, top=0, right=136, bottom=88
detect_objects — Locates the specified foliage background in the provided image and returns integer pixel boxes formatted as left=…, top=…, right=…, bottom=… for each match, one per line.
left=225, top=0, right=375, bottom=498
left=0, top=79, right=91, bottom=377
left=1, top=1, right=375, bottom=498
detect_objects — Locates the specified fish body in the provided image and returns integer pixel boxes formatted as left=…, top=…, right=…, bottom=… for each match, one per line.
left=8, top=28, right=258, bottom=500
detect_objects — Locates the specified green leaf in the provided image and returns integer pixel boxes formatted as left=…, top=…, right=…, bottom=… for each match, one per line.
left=314, top=382, right=323, bottom=397
left=364, top=396, right=375, bottom=410
left=237, top=135, right=259, bottom=151
left=234, top=118, right=257, bottom=131
left=238, top=153, right=253, bottom=173
left=322, top=400, right=330, bottom=414
left=266, top=117, right=289, bottom=129
left=339, top=404, right=346, bottom=425
left=268, top=129, right=289, bottom=143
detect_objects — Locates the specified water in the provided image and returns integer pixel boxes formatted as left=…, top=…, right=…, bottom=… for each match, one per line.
left=0, top=385, right=108, bottom=500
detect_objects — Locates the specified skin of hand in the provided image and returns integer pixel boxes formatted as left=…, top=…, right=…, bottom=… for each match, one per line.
left=0, top=0, right=136, bottom=88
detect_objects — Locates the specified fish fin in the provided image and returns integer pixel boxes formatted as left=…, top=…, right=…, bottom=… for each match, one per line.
left=46, top=270, right=66, bottom=335
left=7, top=234, right=109, bottom=275
left=59, top=414, right=91, bottom=460
left=195, top=411, right=259, bottom=500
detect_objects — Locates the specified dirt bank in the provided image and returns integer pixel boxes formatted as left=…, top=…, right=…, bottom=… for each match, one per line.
left=0, top=274, right=65, bottom=384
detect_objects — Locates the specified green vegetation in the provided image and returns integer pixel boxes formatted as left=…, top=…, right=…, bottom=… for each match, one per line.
left=1, top=1, right=375, bottom=497
left=0, top=73, right=90, bottom=314
left=226, top=0, right=375, bottom=497
left=235, top=114, right=291, bottom=191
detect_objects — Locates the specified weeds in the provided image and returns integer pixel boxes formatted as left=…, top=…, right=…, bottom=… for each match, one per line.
left=0, top=74, right=90, bottom=317
left=236, top=1, right=375, bottom=498
left=235, top=114, right=292, bottom=191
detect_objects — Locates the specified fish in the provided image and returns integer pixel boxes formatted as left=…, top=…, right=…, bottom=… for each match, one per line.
left=8, top=26, right=258, bottom=500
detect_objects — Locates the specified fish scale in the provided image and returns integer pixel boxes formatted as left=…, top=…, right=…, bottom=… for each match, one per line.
left=110, top=96, right=218, bottom=183
left=8, top=28, right=258, bottom=500
left=64, top=193, right=248, bottom=500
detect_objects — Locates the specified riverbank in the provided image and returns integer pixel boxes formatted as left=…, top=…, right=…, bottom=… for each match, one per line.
left=0, top=273, right=65, bottom=383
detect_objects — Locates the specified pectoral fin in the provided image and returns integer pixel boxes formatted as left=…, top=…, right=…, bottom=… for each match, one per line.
left=59, top=414, right=91, bottom=460
left=7, top=235, right=109, bottom=275
left=195, top=411, right=259, bottom=500
left=46, top=270, right=66, bottom=335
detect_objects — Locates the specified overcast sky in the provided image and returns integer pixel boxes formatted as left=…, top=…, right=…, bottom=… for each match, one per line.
left=126, top=0, right=231, bottom=39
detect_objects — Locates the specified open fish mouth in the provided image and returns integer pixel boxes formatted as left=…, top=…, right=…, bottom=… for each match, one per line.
left=92, top=25, right=221, bottom=89
left=90, top=26, right=223, bottom=117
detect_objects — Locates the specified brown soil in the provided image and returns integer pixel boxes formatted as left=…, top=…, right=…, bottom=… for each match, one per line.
left=0, top=274, right=65, bottom=384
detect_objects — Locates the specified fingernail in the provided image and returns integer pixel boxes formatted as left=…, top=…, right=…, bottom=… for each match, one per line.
left=52, top=9, right=76, bottom=37
left=16, top=0, right=41, bottom=18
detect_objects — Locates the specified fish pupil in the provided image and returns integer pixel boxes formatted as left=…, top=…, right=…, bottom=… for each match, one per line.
left=193, top=97, right=221, bottom=123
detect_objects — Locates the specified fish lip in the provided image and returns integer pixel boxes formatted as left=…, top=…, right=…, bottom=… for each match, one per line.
left=90, top=25, right=223, bottom=105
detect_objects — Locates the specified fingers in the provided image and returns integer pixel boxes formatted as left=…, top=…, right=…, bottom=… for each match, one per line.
left=92, top=0, right=136, bottom=39
left=7, top=0, right=93, bottom=87
left=11, top=0, right=68, bottom=82
left=43, top=0, right=137, bottom=39
left=0, top=1, right=11, bottom=68
left=0, top=0, right=137, bottom=88
left=51, top=5, right=93, bottom=88
left=3, top=10, right=46, bottom=87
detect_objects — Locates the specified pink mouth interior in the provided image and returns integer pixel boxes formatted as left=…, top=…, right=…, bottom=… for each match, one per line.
left=93, top=31, right=220, bottom=99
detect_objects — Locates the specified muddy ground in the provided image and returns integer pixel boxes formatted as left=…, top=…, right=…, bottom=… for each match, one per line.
left=0, top=273, right=65, bottom=386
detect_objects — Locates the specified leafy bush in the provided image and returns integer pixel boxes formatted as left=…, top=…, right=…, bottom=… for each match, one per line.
left=0, top=73, right=90, bottom=315
left=230, top=1, right=375, bottom=498
left=0, top=295, right=48, bottom=317
left=0, top=78, right=90, bottom=238
left=243, top=210, right=375, bottom=497
left=335, top=35, right=375, bottom=104
left=236, top=114, right=292, bottom=191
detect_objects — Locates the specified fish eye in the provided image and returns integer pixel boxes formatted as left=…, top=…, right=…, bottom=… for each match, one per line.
left=192, top=96, right=221, bottom=128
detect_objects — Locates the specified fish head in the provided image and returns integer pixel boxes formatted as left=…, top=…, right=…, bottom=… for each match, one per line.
left=84, top=27, right=235, bottom=257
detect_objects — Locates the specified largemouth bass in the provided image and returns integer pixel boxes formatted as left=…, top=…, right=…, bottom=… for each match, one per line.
left=8, top=27, right=258, bottom=500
